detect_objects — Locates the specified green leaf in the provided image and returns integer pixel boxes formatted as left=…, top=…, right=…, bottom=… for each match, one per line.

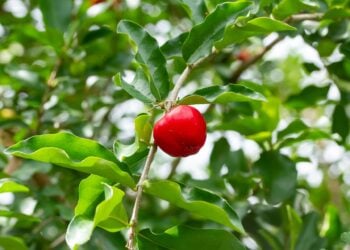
left=114, top=114, right=151, bottom=169
left=340, top=40, right=350, bottom=57
left=66, top=216, right=95, bottom=250
left=277, top=119, right=309, bottom=141
left=182, top=1, right=251, bottom=63
left=255, top=151, right=297, bottom=204
left=332, top=104, right=349, bottom=143
left=286, top=85, right=330, bottom=110
left=272, top=0, right=319, bottom=20
left=179, top=84, right=266, bottom=105
left=94, top=184, right=129, bottom=232
left=138, top=226, right=246, bottom=250
left=6, top=132, right=135, bottom=188
left=341, top=232, right=350, bottom=244
left=278, top=129, right=331, bottom=148
left=216, top=17, right=296, bottom=48
left=75, top=175, right=108, bottom=218
left=0, top=179, right=29, bottom=193
left=81, top=27, right=113, bottom=44
left=179, top=0, right=208, bottom=24
left=161, top=32, right=189, bottom=59
left=0, top=236, right=28, bottom=250
left=114, top=69, right=156, bottom=104
left=320, top=205, right=341, bottom=245
left=117, top=20, right=170, bottom=100
left=285, top=205, right=302, bottom=250
left=143, top=180, right=244, bottom=233
left=39, top=0, right=72, bottom=32
left=295, top=212, right=325, bottom=250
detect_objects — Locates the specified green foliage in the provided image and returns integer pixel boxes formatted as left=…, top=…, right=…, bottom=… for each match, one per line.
left=1, top=0, right=350, bottom=249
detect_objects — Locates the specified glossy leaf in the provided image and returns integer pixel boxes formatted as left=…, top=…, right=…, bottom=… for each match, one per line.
left=272, top=0, right=319, bottom=19
left=143, top=180, right=244, bottom=233
left=0, top=236, right=28, bottom=250
left=179, top=84, right=266, bottom=105
left=66, top=216, right=95, bottom=250
left=216, top=17, right=296, bottom=48
left=138, top=226, right=246, bottom=250
left=332, top=104, right=349, bottom=143
left=179, top=0, right=207, bottom=24
left=0, top=179, right=29, bottom=193
left=117, top=20, right=170, bottom=100
left=255, top=151, right=297, bottom=204
left=39, top=0, right=72, bottom=32
left=6, top=132, right=135, bottom=188
left=182, top=1, right=251, bottom=63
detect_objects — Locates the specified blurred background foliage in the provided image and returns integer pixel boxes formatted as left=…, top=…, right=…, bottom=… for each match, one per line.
left=1, top=0, right=350, bottom=249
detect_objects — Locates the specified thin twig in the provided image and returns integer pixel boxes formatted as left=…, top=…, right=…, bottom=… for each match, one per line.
left=126, top=144, right=157, bottom=250
left=229, top=12, right=324, bottom=83
left=167, top=158, right=181, bottom=179
left=229, top=36, right=282, bottom=83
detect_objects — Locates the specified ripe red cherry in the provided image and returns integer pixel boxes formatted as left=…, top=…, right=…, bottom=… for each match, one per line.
left=153, top=105, right=207, bottom=157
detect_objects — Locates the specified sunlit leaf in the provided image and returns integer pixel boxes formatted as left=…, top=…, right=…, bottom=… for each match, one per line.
left=0, top=179, right=29, bottom=193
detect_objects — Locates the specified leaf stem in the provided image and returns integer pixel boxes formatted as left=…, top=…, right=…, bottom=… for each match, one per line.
left=126, top=143, right=157, bottom=250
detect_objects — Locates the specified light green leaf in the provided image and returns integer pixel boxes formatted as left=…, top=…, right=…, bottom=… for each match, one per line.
left=138, top=226, right=246, bottom=250
left=278, top=129, right=331, bottom=148
left=143, top=180, right=244, bottom=233
left=6, top=132, right=135, bottom=188
left=66, top=216, right=95, bottom=250
left=285, top=205, right=302, bottom=250
left=0, top=236, right=28, bottom=250
left=179, top=84, right=266, bottom=105
left=182, top=1, right=251, bottom=63
left=179, top=0, right=207, bottom=24
left=117, top=20, right=170, bottom=100
left=114, top=69, right=156, bottom=104
left=0, top=179, right=29, bottom=193
left=255, top=151, right=297, bottom=204
left=216, top=17, right=296, bottom=48
left=39, top=0, right=72, bottom=32
left=94, top=184, right=129, bottom=232
left=272, top=0, right=319, bottom=20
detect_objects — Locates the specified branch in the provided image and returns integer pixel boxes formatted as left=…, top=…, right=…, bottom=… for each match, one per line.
left=229, top=36, right=282, bottom=83
left=126, top=143, right=157, bottom=250
left=126, top=52, right=214, bottom=249
left=167, top=157, right=181, bottom=179
left=229, top=12, right=324, bottom=83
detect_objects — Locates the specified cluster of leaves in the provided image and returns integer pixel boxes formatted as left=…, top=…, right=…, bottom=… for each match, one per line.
left=1, top=0, right=350, bottom=249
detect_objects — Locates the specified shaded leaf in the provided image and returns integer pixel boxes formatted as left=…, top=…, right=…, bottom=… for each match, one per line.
left=285, top=205, right=302, bottom=250
left=182, top=1, right=251, bottom=63
left=117, top=20, right=170, bottom=100
left=332, top=104, right=349, bottom=143
left=39, top=0, right=72, bottom=32
left=277, top=119, right=309, bottom=140
left=6, top=132, right=135, bottom=188
left=138, top=226, right=246, bottom=250
left=278, top=129, right=331, bottom=148
left=286, top=85, right=330, bottom=110
left=143, top=180, right=244, bottom=233
left=161, top=32, right=188, bottom=59
left=272, top=0, right=319, bottom=20
left=180, top=84, right=266, bottom=105
left=0, top=210, right=40, bottom=223
left=255, top=151, right=297, bottom=204
left=217, top=17, right=295, bottom=48
left=179, top=0, right=207, bottom=24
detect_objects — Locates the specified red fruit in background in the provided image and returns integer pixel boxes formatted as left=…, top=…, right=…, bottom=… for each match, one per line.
left=90, top=0, right=105, bottom=5
left=236, top=49, right=251, bottom=62
left=153, top=105, right=207, bottom=157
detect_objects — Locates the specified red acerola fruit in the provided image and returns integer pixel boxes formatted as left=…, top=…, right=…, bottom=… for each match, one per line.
left=236, top=49, right=251, bottom=62
left=153, top=105, right=207, bottom=157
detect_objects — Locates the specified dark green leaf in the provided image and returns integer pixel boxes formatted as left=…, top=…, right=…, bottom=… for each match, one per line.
left=39, top=0, right=72, bottom=32
left=272, top=0, right=319, bottom=20
left=143, top=180, right=244, bottom=233
left=182, top=1, right=251, bottom=63
left=286, top=85, right=330, bottom=110
left=277, top=119, right=309, bottom=140
left=285, top=205, right=302, bottom=250
left=179, top=0, right=208, bottom=24
left=179, top=84, right=266, bottom=105
left=332, top=104, right=349, bottom=143
left=161, top=32, right=189, bottom=58
left=6, top=132, right=135, bottom=188
left=82, top=27, right=113, bottom=45
left=278, top=129, right=331, bottom=148
left=114, top=69, right=156, bottom=104
left=255, top=151, right=297, bottom=204
left=138, top=226, right=246, bottom=250
left=117, top=20, right=170, bottom=100
left=216, top=17, right=296, bottom=48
